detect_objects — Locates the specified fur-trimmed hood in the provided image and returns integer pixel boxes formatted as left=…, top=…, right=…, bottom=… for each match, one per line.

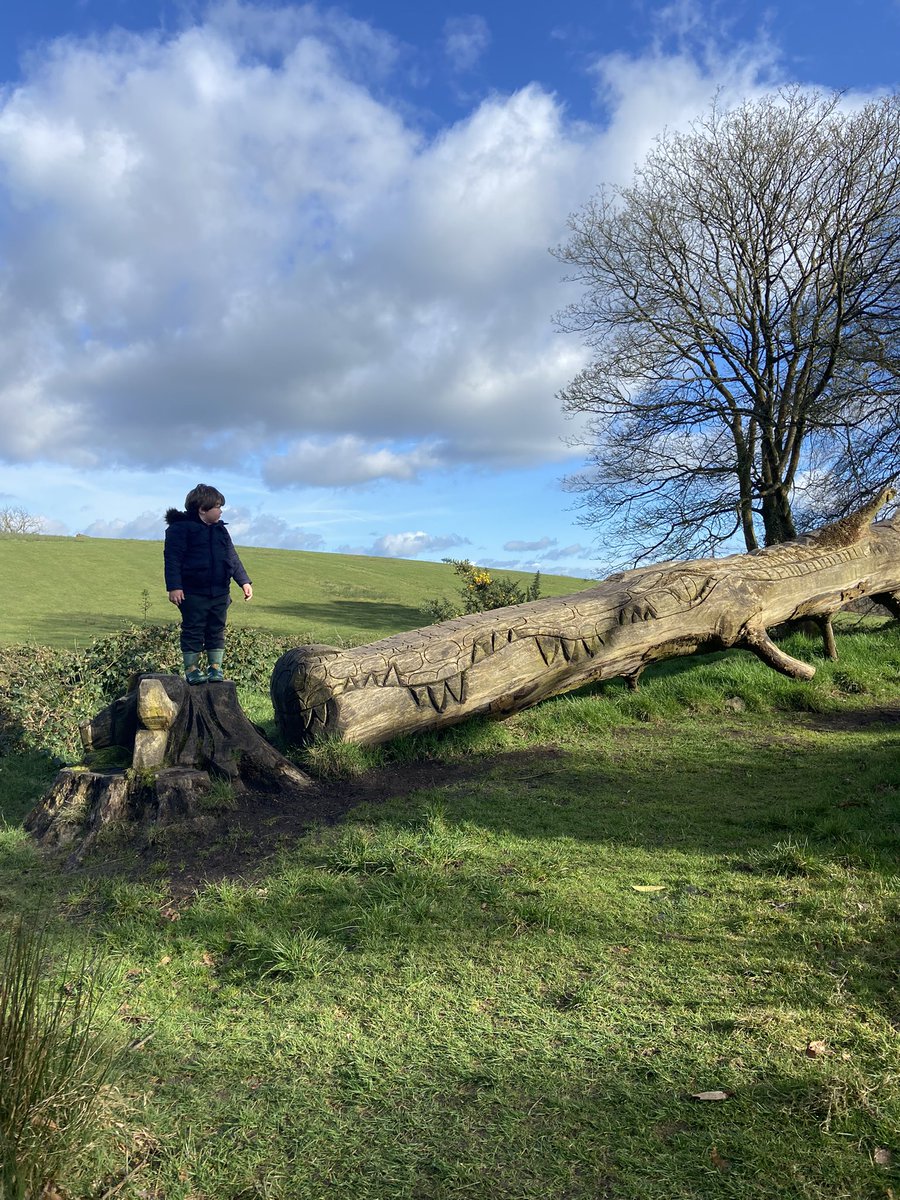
left=165, top=508, right=229, bottom=526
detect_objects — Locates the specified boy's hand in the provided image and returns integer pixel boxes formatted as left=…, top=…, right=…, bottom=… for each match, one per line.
left=242, top=584, right=253, bottom=601
left=168, top=589, right=184, bottom=606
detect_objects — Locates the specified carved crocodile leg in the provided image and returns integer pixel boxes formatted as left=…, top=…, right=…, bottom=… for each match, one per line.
left=814, top=614, right=838, bottom=661
left=738, top=622, right=817, bottom=681
left=625, top=665, right=645, bottom=692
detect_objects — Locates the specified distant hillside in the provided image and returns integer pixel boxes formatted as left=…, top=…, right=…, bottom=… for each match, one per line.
left=1, top=535, right=594, bottom=649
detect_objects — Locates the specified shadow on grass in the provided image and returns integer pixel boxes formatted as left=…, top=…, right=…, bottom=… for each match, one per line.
left=0, top=751, right=59, bottom=825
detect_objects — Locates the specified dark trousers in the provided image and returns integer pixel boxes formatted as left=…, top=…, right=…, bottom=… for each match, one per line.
left=179, top=592, right=230, bottom=653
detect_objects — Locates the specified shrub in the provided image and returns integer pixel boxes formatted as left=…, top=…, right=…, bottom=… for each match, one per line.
left=423, top=559, right=541, bottom=621
left=0, top=623, right=304, bottom=760
left=0, top=918, right=119, bottom=1199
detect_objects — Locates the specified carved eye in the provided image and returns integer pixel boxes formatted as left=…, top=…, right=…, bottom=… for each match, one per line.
left=663, top=575, right=714, bottom=604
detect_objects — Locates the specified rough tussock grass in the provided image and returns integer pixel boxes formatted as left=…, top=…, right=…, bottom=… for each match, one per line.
left=0, top=920, right=121, bottom=1199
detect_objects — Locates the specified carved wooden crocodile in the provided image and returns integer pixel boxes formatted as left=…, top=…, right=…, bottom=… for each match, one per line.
left=271, top=489, right=900, bottom=747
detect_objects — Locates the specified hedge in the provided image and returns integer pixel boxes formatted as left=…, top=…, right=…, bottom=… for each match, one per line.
left=0, top=624, right=306, bottom=760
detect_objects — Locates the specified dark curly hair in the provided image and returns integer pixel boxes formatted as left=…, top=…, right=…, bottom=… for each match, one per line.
left=184, top=483, right=225, bottom=514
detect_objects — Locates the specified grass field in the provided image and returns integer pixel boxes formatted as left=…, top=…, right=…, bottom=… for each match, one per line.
left=0, top=534, right=589, bottom=648
left=0, top=536, right=898, bottom=1198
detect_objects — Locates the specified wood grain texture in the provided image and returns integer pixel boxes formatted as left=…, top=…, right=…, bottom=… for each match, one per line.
left=272, top=492, right=900, bottom=747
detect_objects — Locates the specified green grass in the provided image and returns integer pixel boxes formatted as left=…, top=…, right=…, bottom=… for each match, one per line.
left=0, top=535, right=589, bottom=648
left=0, top=624, right=898, bottom=1197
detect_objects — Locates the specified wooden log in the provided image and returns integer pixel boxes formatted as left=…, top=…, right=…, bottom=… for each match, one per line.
left=272, top=489, right=900, bottom=748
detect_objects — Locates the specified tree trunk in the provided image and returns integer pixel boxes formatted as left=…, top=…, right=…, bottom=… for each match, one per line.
left=272, top=489, right=899, bottom=748
left=761, top=484, right=797, bottom=546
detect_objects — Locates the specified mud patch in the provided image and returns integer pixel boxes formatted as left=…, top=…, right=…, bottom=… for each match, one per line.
left=67, top=747, right=566, bottom=897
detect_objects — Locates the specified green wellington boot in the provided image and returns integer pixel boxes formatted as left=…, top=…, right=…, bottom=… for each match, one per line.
left=184, top=651, right=208, bottom=685
left=206, top=648, right=225, bottom=682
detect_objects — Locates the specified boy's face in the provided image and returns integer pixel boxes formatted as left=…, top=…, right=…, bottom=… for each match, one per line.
left=199, top=504, right=223, bottom=525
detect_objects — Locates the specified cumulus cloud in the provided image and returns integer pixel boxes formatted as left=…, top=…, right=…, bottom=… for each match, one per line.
left=263, top=437, right=444, bottom=488
left=80, top=505, right=324, bottom=550
left=540, top=542, right=589, bottom=561
left=218, top=510, right=326, bottom=550
left=503, top=535, right=557, bottom=551
left=337, top=530, right=470, bottom=559
left=442, top=16, right=491, bottom=73
left=0, top=3, right=784, bottom=495
left=81, top=511, right=163, bottom=539
left=482, top=554, right=592, bottom=578
left=500, top=535, right=590, bottom=560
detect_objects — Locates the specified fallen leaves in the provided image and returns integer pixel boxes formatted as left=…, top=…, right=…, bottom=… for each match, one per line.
left=690, top=1090, right=731, bottom=1102
left=874, top=1148, right=892, bottom=1168
left=805, top=1039, right=828, bottom=1057
left=632, top=885, right=667, bottom=893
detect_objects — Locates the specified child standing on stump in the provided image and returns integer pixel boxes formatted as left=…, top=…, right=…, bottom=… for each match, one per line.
left=164, top=483, right=253, bottom=684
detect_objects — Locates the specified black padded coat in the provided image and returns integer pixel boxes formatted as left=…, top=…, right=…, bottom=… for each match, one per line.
left=163, top=509, right=251, bottom=596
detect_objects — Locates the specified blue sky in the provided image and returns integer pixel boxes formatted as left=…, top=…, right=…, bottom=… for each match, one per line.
left=0, top=0, right=898, bottom=578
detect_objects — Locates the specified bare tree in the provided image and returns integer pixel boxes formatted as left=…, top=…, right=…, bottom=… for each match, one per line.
left=0, top=506, right=44, bottom=535
left=555, top=87, right=900, bottom=563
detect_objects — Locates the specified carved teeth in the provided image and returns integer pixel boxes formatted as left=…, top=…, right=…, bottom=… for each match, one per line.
left=409, top=675, right=466, bottom=709
left=444, top=672, right=465, bottom=703
left=312, top=704, right=329, bottom=726
left=471, top=638, right=492, bottom=663
left=560, top=638, right=578, bottom=662
left=382, top=663, right=402, bottom=687
left=535, top=636, right=562, bottom=666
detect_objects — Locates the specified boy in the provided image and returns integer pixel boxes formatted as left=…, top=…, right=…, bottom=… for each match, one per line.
left=164, top=483, right=253, bottom=683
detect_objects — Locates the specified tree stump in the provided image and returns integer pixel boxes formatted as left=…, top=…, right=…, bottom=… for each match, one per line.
left=26, top=674, right=312, bottom=859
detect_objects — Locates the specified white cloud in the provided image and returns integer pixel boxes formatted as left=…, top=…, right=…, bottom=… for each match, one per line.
left=217, top=509, right=326, bottom=550
left=80, top=504, right=324, bottom=550
left=0, top=3, right=787, bottom=496
left=482, top=554, right=593, bottom=578
left=540, top=542, right=589, bottom=561
left=504, top=536, right=557, bottom=551
left=81, top=511, right=162, bottom=539
left=500, top=536, right=590, bottom=560
left=337, top=530, right=470, bottom=559
left=442, top=16, right=491, bottom=73
left=588, top=14, right=781, bottom=185
left=263, top=436, right=444, bottom=487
